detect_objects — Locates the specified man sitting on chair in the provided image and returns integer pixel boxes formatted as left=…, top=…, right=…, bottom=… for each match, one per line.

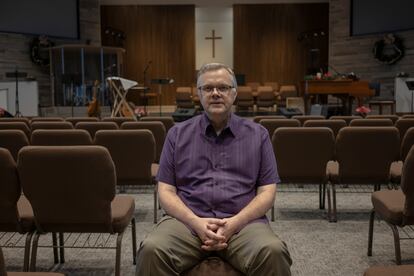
left=136, top=63, right=292, bottom=276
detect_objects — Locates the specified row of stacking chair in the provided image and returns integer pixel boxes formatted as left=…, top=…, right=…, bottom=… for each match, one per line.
left=0, top=146, right=136, bottom=276
left=0, top=127, right=160, bottom=223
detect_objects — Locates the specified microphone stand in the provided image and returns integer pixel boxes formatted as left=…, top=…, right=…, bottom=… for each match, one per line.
left=142, top=61, right=152, bottom=113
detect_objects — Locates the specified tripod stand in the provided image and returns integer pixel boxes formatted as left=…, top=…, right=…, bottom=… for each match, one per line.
left=5, top=70, right=27, bottom=117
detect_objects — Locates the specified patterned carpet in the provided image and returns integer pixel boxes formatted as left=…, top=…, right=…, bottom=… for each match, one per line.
left=2, top=185, right=414, bottom=276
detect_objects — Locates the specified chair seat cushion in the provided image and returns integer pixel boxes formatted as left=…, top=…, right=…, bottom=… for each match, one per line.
left=390, top=161, right=403, bottom=184
left=364, top=265, right=414, bottom=276
left=372, top=190, right=404, bottom=225
left=184, top=257, right=243, bottom=276
left=111, top=195, right=135, bottom=233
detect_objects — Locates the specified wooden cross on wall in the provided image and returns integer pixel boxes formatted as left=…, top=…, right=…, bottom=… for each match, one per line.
left=205, top=29, right=222, bottom=58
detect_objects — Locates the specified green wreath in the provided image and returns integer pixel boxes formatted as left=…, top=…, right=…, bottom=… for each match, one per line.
left=30, top=36, right=54, bottom=67
left=373, top=34, right=404, bottom=65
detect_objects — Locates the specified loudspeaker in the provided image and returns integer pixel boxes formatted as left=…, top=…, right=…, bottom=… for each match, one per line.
left=172, top=108, right=197, bottom=122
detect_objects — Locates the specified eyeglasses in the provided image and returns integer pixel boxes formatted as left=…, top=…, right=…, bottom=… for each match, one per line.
left=198, top=85, right=234, bottom=94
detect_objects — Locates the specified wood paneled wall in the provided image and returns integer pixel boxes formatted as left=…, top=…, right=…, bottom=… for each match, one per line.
left=234, top=4, right=329, bottom=88
left=101, top=5, right=195, bottom=105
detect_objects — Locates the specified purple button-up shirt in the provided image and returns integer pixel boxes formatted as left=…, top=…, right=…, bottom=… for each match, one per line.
left=157, top=112, right=279, bottom=225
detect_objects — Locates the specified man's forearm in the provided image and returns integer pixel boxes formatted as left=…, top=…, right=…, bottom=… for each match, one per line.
left=232, top=184, right=276, bottom=227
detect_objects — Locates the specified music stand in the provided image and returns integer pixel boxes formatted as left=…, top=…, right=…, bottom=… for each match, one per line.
left=151, top=78, right=174, bottom=116
left=5, top=70, right=27, bottom=117
left=62, top=74, right=82, bottom=117
left=406, top=81, right=414, bottom=114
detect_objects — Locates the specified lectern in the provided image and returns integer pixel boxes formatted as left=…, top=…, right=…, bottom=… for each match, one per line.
left=151, top=78, right=174, bottom=116
left=5, top=70, right=27, bottom=117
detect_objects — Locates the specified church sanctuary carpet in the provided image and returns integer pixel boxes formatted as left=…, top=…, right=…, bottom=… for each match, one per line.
left=2, top=185, right=414, bottom=276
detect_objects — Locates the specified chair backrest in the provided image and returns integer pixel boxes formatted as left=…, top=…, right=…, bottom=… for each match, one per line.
left=349, top=118, right=393, bottom=127
left=0, top=117, right=30, bottom=126
left=401, top=127, right=414, bottom=161
left=141, top=116, right=175, bottom=132
left=0, top=122, right=31, bottom=140
left=0, top=130, right=30, bottom=161
left=17, top=146, right=116, bottom=233
left=260, top=119, right=300, bottom=138
left=252, top=115, right=286, bottom=123
left=256, top=86, right=275, bottom=106
left=30, top=121, right=73, bottom=131
left=263, top=82, right=280, bottom=92
left=75, top=122, right=118, bottom=139
left=279, top=85, right=297, bottom=98
left=101, top=117, right=135, bottom=127
left=395, top=118, right=414, bottom=142
left=329, top=115, right=362, bottom=125
left=401, top=144, right=414, bottom=225
left=176, top=87, right=192, bottom=93
left=402, top=114, right=414, bottom=119
left=65, top=117, right=99, bottom=126
left=121, top=121, right=166, bottom=162
left=272, top=127, right=335, bottom=182
left=246, top=82, right=260, bottom=91
left=291, top=115, right=325, bottom=126
left=95, top=130, right=155, bottom=186
left=303, top=119, right=347, bottom=137
left=30, top=117, right=64, bottom=122
left=366, top=114, right=399, bottom=124
left=236, top=86, right=252, bottom=93
left=0, top=148, right=21, bottom=232
left=335, top=127, right=400, bottom=184
left=31, top=129, right=93, bottom=146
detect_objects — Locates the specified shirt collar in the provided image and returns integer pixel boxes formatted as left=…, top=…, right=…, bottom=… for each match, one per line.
left=200, top=112, right=239, bottom=138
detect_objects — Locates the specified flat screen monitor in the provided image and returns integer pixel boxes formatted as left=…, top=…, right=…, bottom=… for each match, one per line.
left=351, top=0, right=414, bottom=36
left=0, top=0, right=79, bottom=39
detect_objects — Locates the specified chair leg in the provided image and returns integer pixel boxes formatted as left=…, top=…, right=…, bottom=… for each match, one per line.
left=327, top=183, right=332, bottom=222
left=367, top=209, right=375, bottom=256
left=332, top=183, right=337, bottom=222
left=388, top=223, right=402, bottom=265
left=131, top=218, right=137, bottom=265
left=30, top=232, right=40, bottom=272
left=319, top=183, right=326, bottom=209
left=59, top=232, right=65, bottom=263
left=271, top=205, right=275, bottom=222
left=23, top=232, right=33, bottom=272
left=115, top=232, right=124, bottom=276
left=52, top=232, right=59, bottom=264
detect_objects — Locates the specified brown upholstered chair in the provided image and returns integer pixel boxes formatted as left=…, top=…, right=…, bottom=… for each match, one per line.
left=252, top=115, right=286, bottom=123
left=272, top=127, right=335, bottom=219
left=0, top=130, right=29, bottom=161
left=390, top=127, right=414, bottom=184
left=94, top=130, right=158, bottom=223
left=259, top=119, right=300, bottom=139
left=0, top=149, right=34, bottom=271
left=140, top=116, right=175, bottom=133
left=1, top=246, right=64, bottom=276
left=246, top=82, right=260, bottom=93
left=349, top=118, right=393, bottom=127
left=363, top=265, right=414, bottom=276
left=366, top=114, right=399, bottom=124
left=327, top=127, right=400, bottom=222
left=101, top=117, right=135, bottom=127
left=291, top=115, right=325, bottom=126
left=0, top=117, right=30, bottom=126
left=256, top=86, right=276, bottom=111
left=0, top=122, right=31, bottom=141
left=395, top=118, right=414, bottom=141
left=368, top=145, right=414, bottom=264
left=30, top=117, right=64, bottom=122
left=176, top=87, right=195, bottom=108
left=184, top=256, right=243, bottom=276
left=17, top=146, right=136, bottom=276
left=235, top=88, right=254, bottom=111
left=65, top=116, right=99, bottom=126
left=31, top=129, right=92, bottom=146
left=30, top=122, right=73, bottom=132
left=303, top=119, right=347, bottom=138
left=75, top=121, right=118, bottom=139
left=121, top=121, right=166, bottom=163
left=329, top=115, right=362, bottom=126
